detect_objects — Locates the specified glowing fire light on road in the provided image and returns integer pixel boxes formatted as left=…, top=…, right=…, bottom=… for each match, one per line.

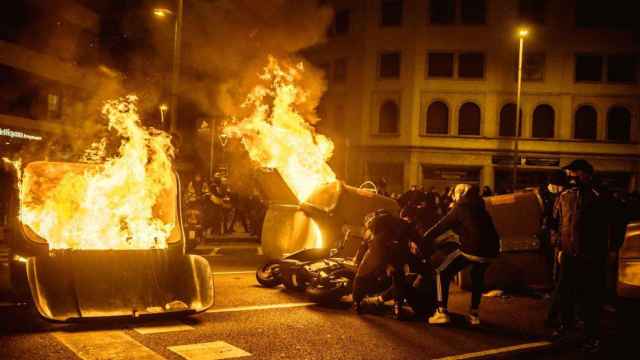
left=15, top=95, right=175, bottom=250
left=224, top=56, right=336, bottom=203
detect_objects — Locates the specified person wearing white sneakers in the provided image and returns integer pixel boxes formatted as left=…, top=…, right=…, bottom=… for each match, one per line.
left=419, top=184, right=500, bottom=326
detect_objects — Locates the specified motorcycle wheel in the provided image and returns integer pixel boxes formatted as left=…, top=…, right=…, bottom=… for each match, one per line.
left=256, top=261, right=282, bottom=288
left=282, top=269, right=307, bottom=291
left=305, top=280, right=351, bottom=305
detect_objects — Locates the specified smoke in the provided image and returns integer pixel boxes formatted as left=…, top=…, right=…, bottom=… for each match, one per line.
left=168, top=0, right=333, bottom=121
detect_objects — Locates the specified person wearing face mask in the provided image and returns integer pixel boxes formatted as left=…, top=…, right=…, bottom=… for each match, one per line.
left=551, top=159, right=612, bottom=353
left=541, top=171, right=569, bottom=329
left=420, top=184, right=500, bottom=326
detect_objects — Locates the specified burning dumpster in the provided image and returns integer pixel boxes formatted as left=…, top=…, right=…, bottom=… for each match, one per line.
left=7, top=161, right=214, bottom=321
left=4, top=97, right=213, bottom=321
left=258, top=170, right=399, bottom=259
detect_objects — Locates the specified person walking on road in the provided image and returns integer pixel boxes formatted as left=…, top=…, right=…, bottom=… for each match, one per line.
left=551, top=159, right=612, bottom=353
left=420, top=184, right=500, bottom=326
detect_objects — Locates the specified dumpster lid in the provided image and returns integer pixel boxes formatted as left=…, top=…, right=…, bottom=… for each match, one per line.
left=254, top=168, right=298, bottom=205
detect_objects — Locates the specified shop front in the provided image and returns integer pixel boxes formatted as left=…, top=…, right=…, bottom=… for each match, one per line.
left=421, top=165, right=482, bottom=193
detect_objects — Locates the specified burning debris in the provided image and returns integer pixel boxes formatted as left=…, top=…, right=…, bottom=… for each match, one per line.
left=13, top=96, right=175, bottom=250
left=224, top=56, right=336, bottom=202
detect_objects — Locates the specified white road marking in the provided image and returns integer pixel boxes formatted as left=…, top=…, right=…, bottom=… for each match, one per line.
left=433, top=341, right=552, bottom=360
left=53, top=330, right=165, bottom=360
left=212, top=271, right=256, bottom=275
left=206, top=302, right=315, bottom=313
left=133, top=321, right=194, bottom=335
left=168, top=341, right=251, bottom=360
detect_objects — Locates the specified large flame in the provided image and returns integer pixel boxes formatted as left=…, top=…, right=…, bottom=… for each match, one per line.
left=224, top=56, right=336, bottom=203
left=15, top=96, right=175, bottom=250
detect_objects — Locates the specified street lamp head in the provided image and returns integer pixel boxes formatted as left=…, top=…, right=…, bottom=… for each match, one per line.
left=518, top=28, right=529, bottom=38
left=153, top=8, right=173, bottom=18
left=159, top=104, right=169, bottom=111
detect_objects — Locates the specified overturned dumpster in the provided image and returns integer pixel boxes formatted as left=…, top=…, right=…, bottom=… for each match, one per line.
left=256, top=169, right=400, bottom=260
left=8, top=161, right=214, bottom=321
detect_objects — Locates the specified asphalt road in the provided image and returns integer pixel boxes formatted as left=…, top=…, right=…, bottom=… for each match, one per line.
left=1, top=244, right=638, bottom=360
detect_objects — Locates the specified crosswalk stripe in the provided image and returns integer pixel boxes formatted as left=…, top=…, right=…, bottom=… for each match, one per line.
left=206, top=302, right=315, bottom=313
left=432, top=341, right=552, bottom=360
left=53, top=330, right=165, bottom=360
left=133, top=321, right=194, bottom=335
left=168, top=341, right=251, bottom=360
left=212, top=270, right=255, bottom=275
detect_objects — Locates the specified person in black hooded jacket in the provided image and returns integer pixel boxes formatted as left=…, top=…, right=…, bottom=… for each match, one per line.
left=420, top=184, right=500, bottom=326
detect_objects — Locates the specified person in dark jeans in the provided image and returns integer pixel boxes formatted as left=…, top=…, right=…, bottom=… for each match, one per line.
left=353, top=209, right=420, bottom=319
left=551, top=159, right=612, bottom=353
left=420, top=184, right=500, bottom=326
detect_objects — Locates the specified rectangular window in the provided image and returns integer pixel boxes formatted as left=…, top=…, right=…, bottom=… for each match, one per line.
left=607, top=55, right=636, bottom=83
left=47, top=93, right=61, bottom=119
left=516, top=53, right=545, bottom=81
left=333, top=58, right=347, bottom=82
left=575, top=1, right=633, bottom=29
left=333, top=9, right=350, bottom=36
left=427, top=52, right=454, bottom=77
left=575, top=54, right=603, bottom=82
left=458, top=52, right=484, bottom=78
left=430, top=0, right=455, bottom=24
left=381, top=0, right=403, bottom=27
left=379, top=52, right=401, bottom=79
left=518, top=0, right=545, bottom=24
left=461, top=0, right=486, bottom=25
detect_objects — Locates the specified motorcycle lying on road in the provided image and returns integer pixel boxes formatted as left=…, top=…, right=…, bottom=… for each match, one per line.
left=255, top=229, right=361, bottom=292
left=256, top=228, right=457, bottom=311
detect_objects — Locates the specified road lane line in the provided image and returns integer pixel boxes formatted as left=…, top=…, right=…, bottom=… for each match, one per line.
left=133, top=321, right=194, bottom=335
left=433, top=341, right=552, bottom=360
left=206, top=302, right=315, bottom=313
left=212, top=271, right=255, bottom=275
left=168, top=341, right=251, bottom=360
left=53, top=330, right=164, bottom=360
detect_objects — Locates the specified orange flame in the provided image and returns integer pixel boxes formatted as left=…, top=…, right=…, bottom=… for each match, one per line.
left=224, top=56, right=336, bottom=202
left=17, top=95, right=175, bottom=250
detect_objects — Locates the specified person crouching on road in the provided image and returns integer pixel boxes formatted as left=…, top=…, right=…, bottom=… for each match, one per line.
left=420, top=184, right=500, bottom=326
left=352, top=209, right=419, bottom=319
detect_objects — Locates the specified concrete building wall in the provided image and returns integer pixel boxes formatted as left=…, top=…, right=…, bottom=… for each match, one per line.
left=0, top=0, right=104, bottom=143
left=306, top=0, right=640, bottom=194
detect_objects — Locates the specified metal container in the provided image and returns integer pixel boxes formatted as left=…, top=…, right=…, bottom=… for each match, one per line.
left=8, top=161, right=214, bottom=321
left=618, top=221, right=640, bottom=299
left=259, top=172, right=399, bottom=260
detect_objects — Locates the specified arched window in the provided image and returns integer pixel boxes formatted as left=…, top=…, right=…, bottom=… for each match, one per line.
left=607, top=106, right=631, bottom=143
left=458, top=102, right=481, bottom=135
left=379, top=100, right=399, bottom=133
left=574, top=105, right=597, bottom=140
left=426, top=101, right=448, bottom=134
left=532, top=104, right=555, bottom=138
left=499, top=103, right=522, bottom=137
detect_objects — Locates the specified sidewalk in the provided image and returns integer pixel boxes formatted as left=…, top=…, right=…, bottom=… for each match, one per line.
left=204, top=232, right=259, bottom=244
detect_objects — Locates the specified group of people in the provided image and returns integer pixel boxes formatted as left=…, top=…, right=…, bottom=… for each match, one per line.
left=353, top=182, right=500, bottom=327
left=184, top=173, right=266, bottom=238
left=353, top=159, right=632, bottom=354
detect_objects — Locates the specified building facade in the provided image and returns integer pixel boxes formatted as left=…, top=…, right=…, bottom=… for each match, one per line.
left=0, top=0, right=106, bottom=229
left=0, top=0, right=105, bottom=157
left=306, top=0, right=640, bottom=195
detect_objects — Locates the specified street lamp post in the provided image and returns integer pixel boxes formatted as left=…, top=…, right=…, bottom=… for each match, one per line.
left=153, top=0, right=183, bottom=134
left=512, top=28, right=528, bottom=191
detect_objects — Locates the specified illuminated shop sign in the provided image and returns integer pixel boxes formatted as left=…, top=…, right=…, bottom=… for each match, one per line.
left=0, top=128, right=43, bottom=141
